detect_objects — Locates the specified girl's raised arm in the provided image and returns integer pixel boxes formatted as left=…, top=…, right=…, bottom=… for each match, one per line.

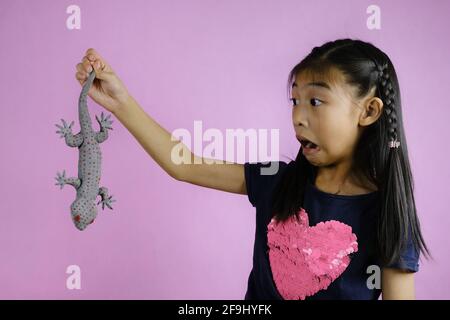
left=76, top=48, right=247, bottom=196
left=114, top=95, right=247, bottom=195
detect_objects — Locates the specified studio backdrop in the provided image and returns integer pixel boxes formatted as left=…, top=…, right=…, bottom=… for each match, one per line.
left=0, top=0, right=448, bottom=299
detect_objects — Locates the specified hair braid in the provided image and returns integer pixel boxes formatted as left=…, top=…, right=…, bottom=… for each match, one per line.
left=376, top=62, right=400, bottom=148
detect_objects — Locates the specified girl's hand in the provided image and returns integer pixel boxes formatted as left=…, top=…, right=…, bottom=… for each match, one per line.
left=76, top=48, right=131, bottom=114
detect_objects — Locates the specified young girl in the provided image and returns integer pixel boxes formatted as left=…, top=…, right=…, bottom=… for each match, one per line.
left=75, top=38, right=430, bottom=300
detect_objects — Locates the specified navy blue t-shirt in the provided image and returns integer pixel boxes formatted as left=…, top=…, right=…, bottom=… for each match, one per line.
left=243, top=160, right=419, bottom=300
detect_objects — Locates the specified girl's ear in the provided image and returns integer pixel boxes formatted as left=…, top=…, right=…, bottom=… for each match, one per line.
left=359, top=97, right=384, bottom=127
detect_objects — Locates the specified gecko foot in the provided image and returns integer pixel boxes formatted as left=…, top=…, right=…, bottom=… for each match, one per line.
left=97, top=194, right=116, bottom=210
left=95, top=112, right=113, bottom=131
left=54, top=170, right=66, bottom=189
left=55, top=119, right=74, bottom=138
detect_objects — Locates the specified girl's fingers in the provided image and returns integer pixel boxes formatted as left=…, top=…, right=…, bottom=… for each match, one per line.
left=75, top=63, right=88, bottom=80
left=81, top=58, right=93, bottom=73
left=87, top=55, right=103, bottom=70
left=85, top=48, right=102, bottom=61
left=82, top=56, right=95, bottom=68
left=75, top=72, right=86, bottom=82
left=85, top=48, right=108, bottom=71
left=93, top=60, right=104, bottom=71
left=77, top=48, right=110, bottom=84
left=76, top=62, right=84, bottom=72
left=76, top=62, right=89, bottom=75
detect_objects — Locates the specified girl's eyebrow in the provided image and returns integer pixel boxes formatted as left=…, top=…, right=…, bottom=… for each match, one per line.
left=292, top=81, right=331, bottom=91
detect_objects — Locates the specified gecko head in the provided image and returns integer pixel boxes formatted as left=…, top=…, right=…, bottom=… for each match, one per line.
left=70, top=199, right=97, bottom=231
left=73, top=215, right=87, bottom=231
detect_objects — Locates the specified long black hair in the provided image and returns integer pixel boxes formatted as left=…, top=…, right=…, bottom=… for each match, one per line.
left=271, top=38, right=431, bottom=267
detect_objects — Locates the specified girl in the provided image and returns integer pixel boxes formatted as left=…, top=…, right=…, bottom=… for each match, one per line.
left=75, top=38, right=430, bottom=300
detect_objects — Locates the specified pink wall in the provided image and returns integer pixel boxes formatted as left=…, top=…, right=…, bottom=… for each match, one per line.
left=0, top=0, right=448, bottom=299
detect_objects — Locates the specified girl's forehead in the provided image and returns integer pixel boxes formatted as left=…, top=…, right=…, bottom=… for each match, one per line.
left=292, top=79, right=333, bottom=93
left=293, top=68, right=357, bottom=100
left=294, top=68, right=343, bottom=91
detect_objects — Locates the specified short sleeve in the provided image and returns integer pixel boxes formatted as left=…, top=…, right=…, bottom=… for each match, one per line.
left=384, top=231, right=420, bottom=273
left=244, top=161, right=288, bottom=208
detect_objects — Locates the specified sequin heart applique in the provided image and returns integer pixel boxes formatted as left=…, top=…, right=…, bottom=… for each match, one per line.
left=267, top=207, right=358, bottom=300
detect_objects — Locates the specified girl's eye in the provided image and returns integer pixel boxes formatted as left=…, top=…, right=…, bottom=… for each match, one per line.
left=290, top=98, right=323, bottom=107
left=310, top=98, right=322, bottom=107
left=289, top=98, right=298, bottom=106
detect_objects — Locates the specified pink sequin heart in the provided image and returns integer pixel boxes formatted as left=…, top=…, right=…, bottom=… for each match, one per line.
left=267, top=207, right=358, bottom=300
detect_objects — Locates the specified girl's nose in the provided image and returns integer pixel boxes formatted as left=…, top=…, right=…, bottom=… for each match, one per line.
left=292, top=106, right=308, bottom=128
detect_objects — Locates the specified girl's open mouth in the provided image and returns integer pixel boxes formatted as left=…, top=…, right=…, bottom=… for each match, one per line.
left=297, top=136, right=320, bottom=154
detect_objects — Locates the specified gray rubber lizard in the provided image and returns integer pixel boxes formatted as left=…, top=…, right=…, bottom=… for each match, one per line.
left=55, top=70, right=116, bottom=231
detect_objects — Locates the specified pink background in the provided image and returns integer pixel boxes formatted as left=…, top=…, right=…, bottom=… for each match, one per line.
left=0, top=0, right=449, bottom=299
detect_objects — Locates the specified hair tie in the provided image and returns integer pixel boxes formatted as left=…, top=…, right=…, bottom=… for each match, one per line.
left=389, top=138, right=400, bottom=148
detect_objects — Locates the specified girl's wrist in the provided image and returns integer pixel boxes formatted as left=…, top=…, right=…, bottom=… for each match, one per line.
left=113, top=93, right=135, bottom=116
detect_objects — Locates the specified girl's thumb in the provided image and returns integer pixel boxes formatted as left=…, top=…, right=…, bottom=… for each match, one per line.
left=92, top=61, right=108, bottom=80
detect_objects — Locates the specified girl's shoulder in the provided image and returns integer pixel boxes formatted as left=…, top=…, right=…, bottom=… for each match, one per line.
left=244, top=160, right=291, bottom=207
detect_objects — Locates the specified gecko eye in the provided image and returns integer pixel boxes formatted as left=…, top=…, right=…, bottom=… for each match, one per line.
left=74, top=215, right=81, bottom=222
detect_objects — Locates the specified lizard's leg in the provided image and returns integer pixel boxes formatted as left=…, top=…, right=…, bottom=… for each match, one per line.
left=54, top=170, right=81, bottom=190
left=66, top=132, right=83, bottom=147
left=95, top=129, right=108, bottom=144
left=55, top=119, right=84, bottom=147
left=95, top=112, right=113, bottom=144
left=97, top=186, right=116, bottom=210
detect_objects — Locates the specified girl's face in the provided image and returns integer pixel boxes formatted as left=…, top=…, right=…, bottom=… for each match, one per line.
left=291, top=67, right=380, bottom=167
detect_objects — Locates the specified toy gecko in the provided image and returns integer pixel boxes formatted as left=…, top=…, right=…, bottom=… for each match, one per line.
left=54, top=69, right=116, bottom=231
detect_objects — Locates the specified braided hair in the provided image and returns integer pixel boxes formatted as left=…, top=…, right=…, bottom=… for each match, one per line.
left=375, top=62, right=400, bottom=149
